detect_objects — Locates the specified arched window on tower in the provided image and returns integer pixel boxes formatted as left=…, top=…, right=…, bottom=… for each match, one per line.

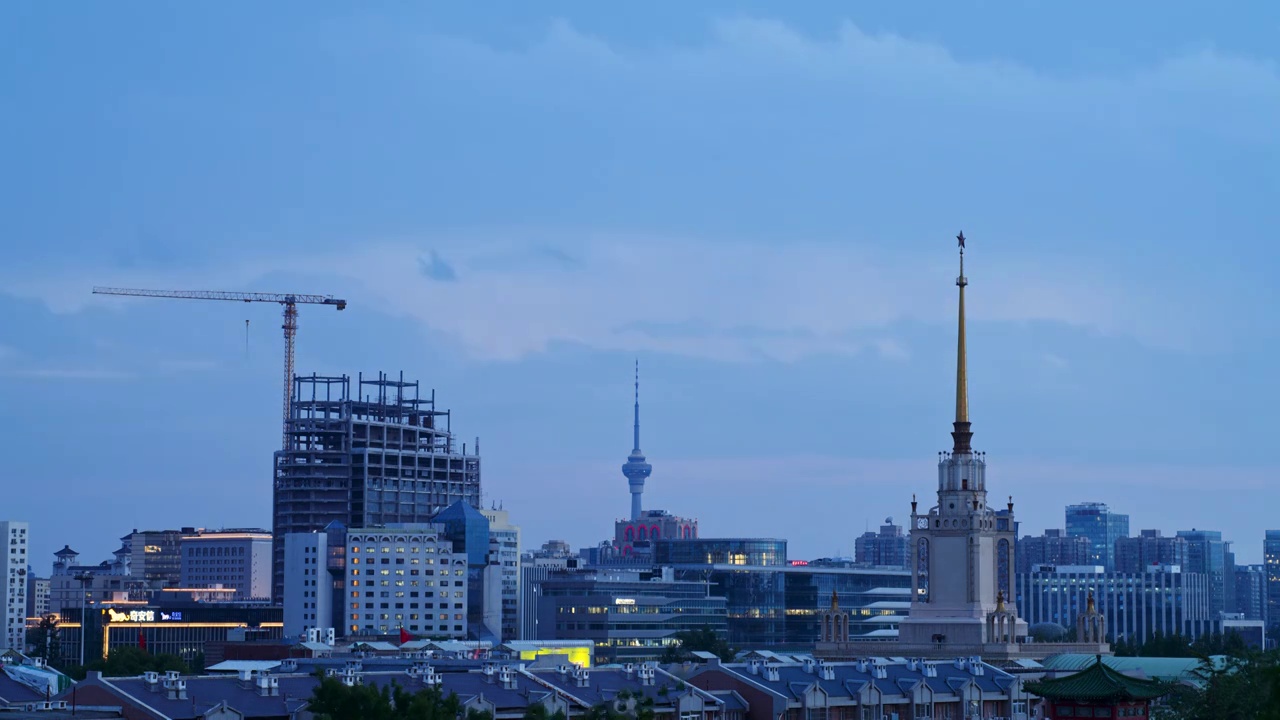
left=637, top=526, right=647, bottom=541
left=650, top=525, right=660, bottom=539
left=625, top=526, right=634, bottom=543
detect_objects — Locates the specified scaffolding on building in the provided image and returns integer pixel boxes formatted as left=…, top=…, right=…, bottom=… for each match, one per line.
left=271, top=371, right=482, bottom=601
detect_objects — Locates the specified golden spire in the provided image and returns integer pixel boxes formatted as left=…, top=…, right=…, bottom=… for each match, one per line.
left=1086, top=590, right=1096, bottom=614
left=950, top=231, right=973, bottom=453
left=830, top=589, right=839, bottom=612
left=995, top=589, right=1005, bottom=613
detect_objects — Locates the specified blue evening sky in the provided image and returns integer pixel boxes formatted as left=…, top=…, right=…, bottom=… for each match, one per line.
left=2, top=2, right=1277, bottom=568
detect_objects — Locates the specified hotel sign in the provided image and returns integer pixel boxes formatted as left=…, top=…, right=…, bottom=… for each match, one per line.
left=104, top=609, right=184, bottom=623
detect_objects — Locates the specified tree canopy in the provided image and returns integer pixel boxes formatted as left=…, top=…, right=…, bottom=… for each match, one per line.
left=308, top=672, right=492, bottom=720
left=659, top=625, right=734, bottom=663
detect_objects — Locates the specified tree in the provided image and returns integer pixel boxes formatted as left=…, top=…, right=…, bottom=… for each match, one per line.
left=523, top=704, right=567, bottom=720
left=308, top=671, right=470, bottom=720
left=1157, top=653, right=1277, bottom=720
left=660, top=625, right=734, bottom=663
left=26, top=613, right=60, bottom=663
left=62, top=647, right=191, bottom=682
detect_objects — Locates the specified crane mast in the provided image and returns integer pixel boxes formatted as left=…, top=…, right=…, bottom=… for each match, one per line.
left=92, top=286, right=347, bottom=449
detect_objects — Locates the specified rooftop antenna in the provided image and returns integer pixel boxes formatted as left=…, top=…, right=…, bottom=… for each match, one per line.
left=245, top=319, right=250, bottom=358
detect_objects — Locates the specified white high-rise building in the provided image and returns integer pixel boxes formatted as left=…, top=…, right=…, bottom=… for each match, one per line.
left=481, top=508, right=521, bottom=642
left=283, top=531, right=333, bottom=641
left=0, top=521, right=30, bottom=651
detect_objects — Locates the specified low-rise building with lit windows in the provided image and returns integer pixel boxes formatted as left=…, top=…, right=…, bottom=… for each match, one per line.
left=56, top=602, right=282, bottom=666
left=180, top=529, right=272, bottom=600
left=345, top=525, right=469, bottom=639
left=532, top=567, right=727, bottom=663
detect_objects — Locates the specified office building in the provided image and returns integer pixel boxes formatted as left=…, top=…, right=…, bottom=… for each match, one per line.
left=0, top=521, right=28, bottom=651
left=284, top=522, right=468, bottom=640
left=1177, top=529, right=1234, bottom=617
left=532, top=567, right=727, bottom=663
left=1234, top=564, right=1268, bottom=625
left=435, top=500, right=492, bottom=640
left=481, top=507, right=521, bottom=643
left=520, top=542, right=585, bottom=640
left=180, top=529, right=272, bottom=600
left=1266, top=530, right=1280, bottom=630
left=1016, top=564, right=1214, bottom=644
left=127, top=529, right=186, bottom=587
left=653, top=538, right=786, bottom=567
left=283, top=527, right=336, bottom=640
left=854, top=517, right=909, bottom=569
left=25, top=571, right=49, bottom=619
left=345, top=524, right=468, bottom=638
left=272, top=371, right=482, bottom=601
left=1114, top=530, right=1190, bottom=574
left=1065, top=503, right=1129, bottom=571
left=1018, top=529, right=1092, bottom=573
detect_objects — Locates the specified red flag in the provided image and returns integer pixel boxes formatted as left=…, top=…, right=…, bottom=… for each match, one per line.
left=138, top=630, right=146, bottom=650
left=399, top=627, right=411, bottom=644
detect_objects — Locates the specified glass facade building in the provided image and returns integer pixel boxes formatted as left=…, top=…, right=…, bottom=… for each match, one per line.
left=533, top=568, right=727, bottom=663
left=1065, top=503, right=1129, bottom=571
left=652, top=538, right=786, bottom=567
left=1266, top=530, right=1280, bottom=629
left=1175, top=529, right=1233, bottom=617
left=671, top=564, right=911, bottom=648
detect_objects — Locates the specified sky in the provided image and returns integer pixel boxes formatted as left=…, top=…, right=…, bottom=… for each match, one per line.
left=2, top=2, right=1278, bottom=569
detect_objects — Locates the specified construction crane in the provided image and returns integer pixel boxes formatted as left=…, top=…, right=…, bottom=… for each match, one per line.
left=92, top=287, right=347, bottom=449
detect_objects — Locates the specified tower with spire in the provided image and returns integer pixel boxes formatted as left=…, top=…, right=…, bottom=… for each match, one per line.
left=896, top=231, right=1028, bottom=648
left=621, top=360, right=652, bottom=521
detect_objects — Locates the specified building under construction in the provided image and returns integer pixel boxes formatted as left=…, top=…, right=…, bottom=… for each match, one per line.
left=271, top=372, right=482, bottom=601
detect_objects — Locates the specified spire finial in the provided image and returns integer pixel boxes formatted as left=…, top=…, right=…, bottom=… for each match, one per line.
left=633, top=358, right=641, bottom=452
left=951, top=231, right=973, bottom=454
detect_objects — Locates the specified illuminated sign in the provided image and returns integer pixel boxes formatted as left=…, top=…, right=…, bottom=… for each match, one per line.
left=144, top=545, right=164, bottom=554
left=104, top=609, right=184, bottom=623
left=614, top=598, right=635, bottom=606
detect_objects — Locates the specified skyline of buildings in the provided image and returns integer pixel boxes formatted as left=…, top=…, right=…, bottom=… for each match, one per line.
left=7, top=243, right=1279, bottom=662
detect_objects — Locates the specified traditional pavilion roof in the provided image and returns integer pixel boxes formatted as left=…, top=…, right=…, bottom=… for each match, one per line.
left=1025, top=656, right=1170, bottom=702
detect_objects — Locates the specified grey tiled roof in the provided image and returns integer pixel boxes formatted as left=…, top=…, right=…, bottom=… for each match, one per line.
left=528, top=667, right=720, bottom=710
left=0, top=672, right=47, bottom=705
left=711, top=659, right=1016, bottom=704
left=67, top=667, right=589, bottom=720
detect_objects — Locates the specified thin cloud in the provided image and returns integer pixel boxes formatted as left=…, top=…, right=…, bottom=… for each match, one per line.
left=4, top=368, right=136, bottom=381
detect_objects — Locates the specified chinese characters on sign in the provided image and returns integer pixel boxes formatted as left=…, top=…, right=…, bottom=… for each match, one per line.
left=104, top=609, right=184, bottom=623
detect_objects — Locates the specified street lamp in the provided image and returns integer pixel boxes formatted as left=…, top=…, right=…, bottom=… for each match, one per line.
left=73, top=572, right=94, bottom=668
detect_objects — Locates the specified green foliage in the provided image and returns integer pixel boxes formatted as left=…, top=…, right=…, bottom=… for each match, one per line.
left=523, top=703, right=568, bottom=720
left=308, top=671, right=473, bottom=720
left=26, top=614, right=60, bottom=663
left=659, top=625, right=735, bottom=663
left=1113, top=631, right=1250, bottom=659
left=1156, top=652, right=1278, bottom=720
left=62, top=646, right=190, bottom=681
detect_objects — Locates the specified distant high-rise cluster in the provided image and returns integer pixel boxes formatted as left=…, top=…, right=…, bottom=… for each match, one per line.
left=1064, top=502, right=1129, bottom=571
left=854, top=518, right=909, bottom=569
